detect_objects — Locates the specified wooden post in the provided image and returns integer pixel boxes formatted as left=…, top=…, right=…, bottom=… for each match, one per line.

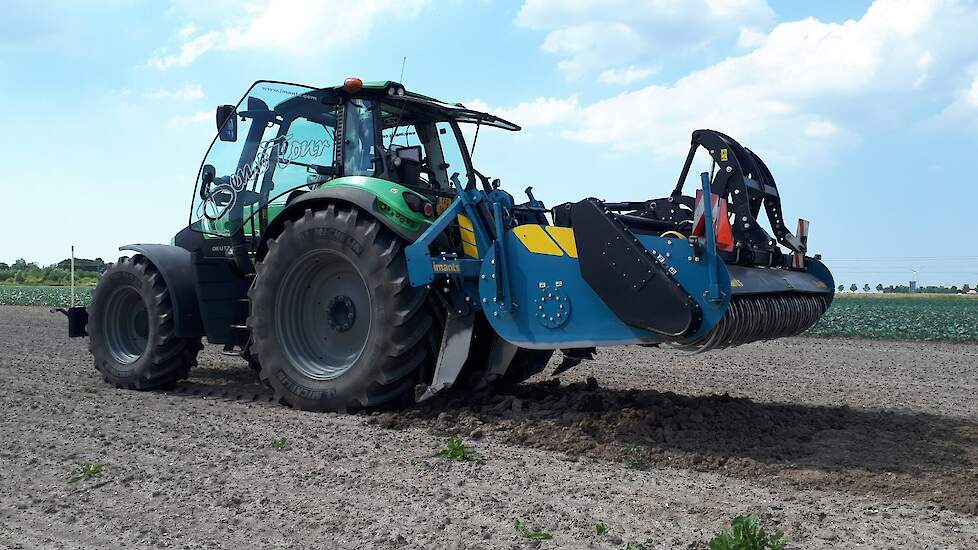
left=70, top=246, right=75, bottom=308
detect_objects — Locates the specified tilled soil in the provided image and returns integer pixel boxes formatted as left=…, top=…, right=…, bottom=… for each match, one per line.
left=1, top=305, right=977, bottom=549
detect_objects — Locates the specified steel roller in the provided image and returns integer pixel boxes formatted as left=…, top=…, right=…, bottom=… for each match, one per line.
left=672, top=293, right=830, bottom=352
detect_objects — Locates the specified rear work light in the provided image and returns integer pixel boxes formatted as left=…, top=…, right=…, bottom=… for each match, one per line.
left=402, top=192, right=434, bottom=218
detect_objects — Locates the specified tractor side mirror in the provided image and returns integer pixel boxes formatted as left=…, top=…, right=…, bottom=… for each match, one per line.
left=199, top=164, right=216, bottom=201
left=201, top=164, right=215, bottom=185
left=216, top=105, right=237, bottom=142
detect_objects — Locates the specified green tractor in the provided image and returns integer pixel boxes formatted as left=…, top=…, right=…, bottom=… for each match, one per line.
left=63, top=78, right=834, bottom=412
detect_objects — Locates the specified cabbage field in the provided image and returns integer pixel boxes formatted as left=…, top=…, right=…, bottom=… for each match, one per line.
left=807, top=294, right=978, bottom=342
left=0, top=285, right=92, bottom=307
left=2, top=285, right=976, bottom=343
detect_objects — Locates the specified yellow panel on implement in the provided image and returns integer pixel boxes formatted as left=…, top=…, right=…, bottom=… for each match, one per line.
left=513, top=225, right=564, bottom=256
left=544, top=226, right=578, bottom=258
left=458, top=215, right=479, bottom=258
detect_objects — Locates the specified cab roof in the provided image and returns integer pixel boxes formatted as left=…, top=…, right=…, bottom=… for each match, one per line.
left=282, top=79, right=521, bottom=132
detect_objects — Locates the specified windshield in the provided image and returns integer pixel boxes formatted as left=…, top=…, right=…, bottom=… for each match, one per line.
left=190, top=81, right=339, bottom=237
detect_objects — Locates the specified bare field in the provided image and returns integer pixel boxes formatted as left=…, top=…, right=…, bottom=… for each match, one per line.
left=1, top=305, right=977, bottom=549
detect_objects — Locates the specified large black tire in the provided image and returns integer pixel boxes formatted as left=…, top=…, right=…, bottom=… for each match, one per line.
left=89, top=255, right=201, bottom=389
left=248, top=204, right=434, bottom=412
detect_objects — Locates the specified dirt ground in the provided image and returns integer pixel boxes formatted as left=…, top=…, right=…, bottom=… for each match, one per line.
left=1, top=305, right=976, bottom=549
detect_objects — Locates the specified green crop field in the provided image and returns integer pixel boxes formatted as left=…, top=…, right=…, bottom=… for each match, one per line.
left=0, top=285, right=92, bottom=308
left=807, top=293, right=978, bottom=342
left=1, top=285, right=976, bottom=343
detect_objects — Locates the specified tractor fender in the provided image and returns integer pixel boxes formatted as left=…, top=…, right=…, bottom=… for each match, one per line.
left=119, top=244, right=204, bottom=338
left=256, top=186, right=426, bottom=260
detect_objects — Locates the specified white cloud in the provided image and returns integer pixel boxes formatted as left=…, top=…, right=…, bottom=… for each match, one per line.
left=942, top=70, right=978, bottom=123
left=468, top=97, right=580, bottom=128
left=736, top=26, right=767, bottom=48
left=146, top=83, right=205, bottom=100
left=540, top=22, right=647, bottom=79
left=913, top=51, right=933, bottom=88
left=803, top=119, right=840, bottom=138
left=148, top=0, right=429, bottom=70
left=516, top=0, right=774, bottom=78
left=599, top=65, right=659, bottom=85
left=168, top=111, right=211, bottom=128
left=147, top=32, right=221, bottom=70
left=176, top=24, right=196, bottom=39
left=505, top=0, right=978, bottom=160
left=967, top=76, right=978, bottom=108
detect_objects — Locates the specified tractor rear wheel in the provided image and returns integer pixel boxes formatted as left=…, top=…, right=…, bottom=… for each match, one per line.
left=89, top=255, right=201, bottom=389
left=248, top=204, right=434, bottom=412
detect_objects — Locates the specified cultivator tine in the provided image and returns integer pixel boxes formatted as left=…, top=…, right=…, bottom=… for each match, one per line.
left=471, top=334, right=519, bottom=389
left=416, top=310, right=475, bottom=402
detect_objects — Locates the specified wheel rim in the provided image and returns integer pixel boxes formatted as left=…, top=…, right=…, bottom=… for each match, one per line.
left=275, top=249, right=372, bottom=381
left=104, top=285, right=149, bottom=365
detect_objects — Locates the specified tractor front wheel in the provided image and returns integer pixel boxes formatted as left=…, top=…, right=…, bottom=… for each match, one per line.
left=88, top=255, right=201, bottom=389
left=248, top=205, right=434, bottom=412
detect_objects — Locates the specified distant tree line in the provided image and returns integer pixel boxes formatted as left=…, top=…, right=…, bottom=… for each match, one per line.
left=0, top=258, right=105, bottom=286
left=836, top=283, right=975, bottom=294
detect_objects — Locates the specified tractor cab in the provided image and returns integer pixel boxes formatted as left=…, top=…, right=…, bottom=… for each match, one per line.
left=188, top=79, right=519, bottom=248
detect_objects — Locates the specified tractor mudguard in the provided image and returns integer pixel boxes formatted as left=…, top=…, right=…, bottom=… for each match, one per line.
left=256, top=185, right=427, bottom=260
left=119, top=244, right=205, bottom=338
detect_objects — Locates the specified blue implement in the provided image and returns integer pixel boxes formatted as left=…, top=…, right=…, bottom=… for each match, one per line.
left=477, top=228, right=731, bottom=349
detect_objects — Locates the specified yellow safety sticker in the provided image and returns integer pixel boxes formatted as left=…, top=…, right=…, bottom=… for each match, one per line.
left=460, top=226, right=476, bottom=246
left=458, top=215, right=479, bottom=258
left=513, top=225, right=564, bottom=256
left=730, top=278, right=744, bottom=287
left=720, top=148, right=728, bottom=162
left=545, top=226, right=578, bottom=258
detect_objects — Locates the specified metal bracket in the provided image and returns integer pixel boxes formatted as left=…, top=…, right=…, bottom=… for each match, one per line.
left=405, top=197, right=464, bottom=287
left=491, top=201, right=512, bottom=311
left=472, top=333, right=519, bottom=389
left=52, top=306, right=88, bottom=338
left=699, top=172, right=723, bottom=303
left=416, top=309, right=474, bottom=402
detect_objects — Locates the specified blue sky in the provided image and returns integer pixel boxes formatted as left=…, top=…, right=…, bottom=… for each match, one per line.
left=2, top=0, right=978, bottom=287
